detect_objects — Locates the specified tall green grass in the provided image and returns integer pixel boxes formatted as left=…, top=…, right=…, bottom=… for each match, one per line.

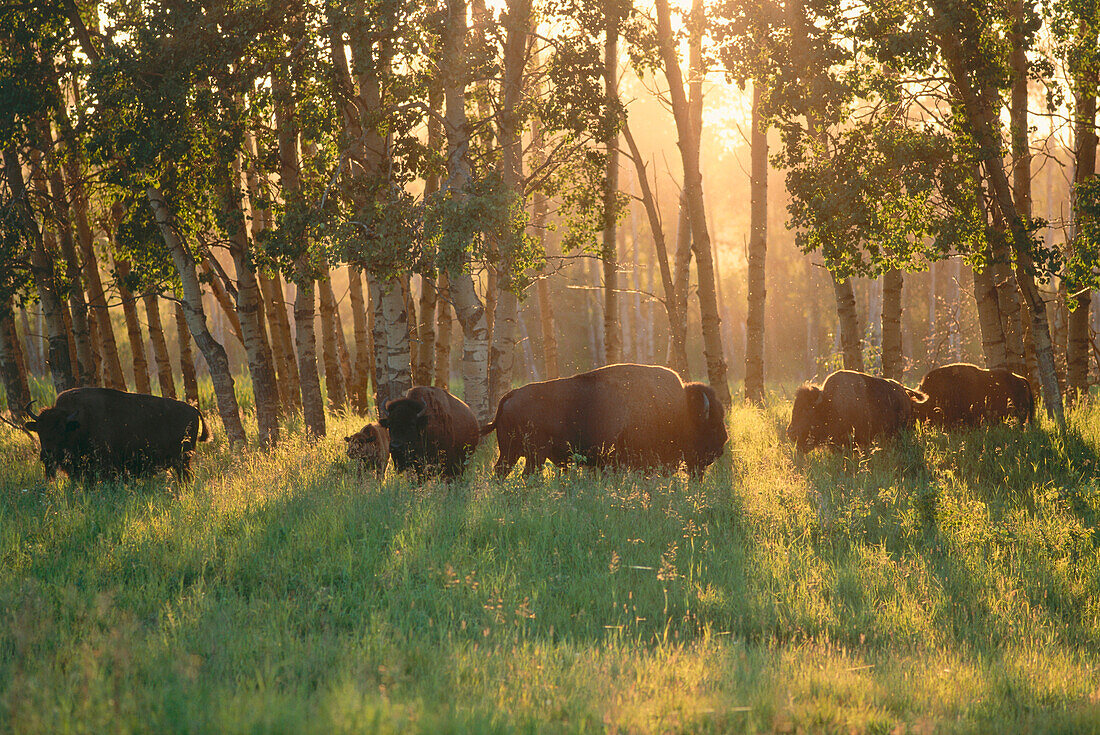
left=2, top=394, right=1100, bottom=733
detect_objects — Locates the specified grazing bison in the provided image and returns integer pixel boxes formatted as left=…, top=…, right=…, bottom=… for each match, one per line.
left=24, top=387, right=210, bottom=480
left=786, top=370, right=926, bottom=452
left=913, top=363, right=1033, bottom=428
left=481, top=363, right=728, bottom=477
left=345, top=422, right=390, bottom=475
left=379, top=386, right=480, bottom=480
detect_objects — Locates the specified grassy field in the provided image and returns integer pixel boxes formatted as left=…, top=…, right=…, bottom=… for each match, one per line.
left=2, top=385, right=1100, bottom=733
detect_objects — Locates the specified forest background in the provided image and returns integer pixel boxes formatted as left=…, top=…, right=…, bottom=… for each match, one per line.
left=0, top=0, right=1098, bottom=439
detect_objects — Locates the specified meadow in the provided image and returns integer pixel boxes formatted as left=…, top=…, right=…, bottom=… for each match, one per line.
left=2, top=383, right=1100, bottom=733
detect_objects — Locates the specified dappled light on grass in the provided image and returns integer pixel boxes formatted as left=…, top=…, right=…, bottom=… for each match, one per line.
left=3, top=400, right=1100, bottom=731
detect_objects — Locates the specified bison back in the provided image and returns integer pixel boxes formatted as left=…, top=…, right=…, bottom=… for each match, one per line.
left=497, top=364, right=688, bottom=468
left=55, top=387, right=205, bottom=473
left=821, top=371, right=912, bottom=447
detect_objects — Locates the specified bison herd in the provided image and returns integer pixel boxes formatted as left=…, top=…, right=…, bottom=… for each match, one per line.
left=352, top=364, right=729, bottom=481
left=786, top=362, right=1034, bottom=452
left=15, top=362, right=1035, bottom=483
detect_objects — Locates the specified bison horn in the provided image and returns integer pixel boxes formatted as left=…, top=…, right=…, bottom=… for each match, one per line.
left=415, top=403, right=428, bottom=419
left=23, top=401, right=39, bottom=420
left=701, top=392, right=710, bottom=420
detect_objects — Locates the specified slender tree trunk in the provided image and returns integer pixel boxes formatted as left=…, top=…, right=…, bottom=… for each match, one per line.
left=653, top=0, right=730, bottom=402
left=974, top=263, right=1009, bottom=369
left=39, top=136, right=96, bottom=386
left=990, top=214, right=1026, bottom=373
left=347, top=266, right=372, bottom=411
left=489, top=0, right=533, bottom=405
left=293, top=271, right=326, bottom=435
left=744, top=82, right=768, bottom=403
left=367, top=287, right=378, bottom=395
left=973, top=180, right=1009, bottom=369
left=436, top=273, right=453, bottom=389
left=832, top=275, right=864, bottom=371
left=147, top=185, right=245, bottom=442
left=601, top=5, right=622, bottom=365
left=257, top=271, right=300, bottom=414
left=223, top=156, right=281, bottom=446
left=1068, top=57, right=1097, bottom=401
left=275, top=77, right=325, bottom=436
left=443, top=0, right=491, bottom=420
left=199, top=256, right=245, bottom=345
left=114, top=258, right=152, bottom=394
left=450, top=272, right=490, bottom=420
left=19, top=308, right=40, bottom=377
left=417, top=83, right=444, bottom=390
left=622, top=121, right=687, bottom=374
left=4, top=147, right=74, bottom=393
left=67, top=162, right=124, bottom=390
left=334, top=310, right=354, bottom=392
left=143, top=293, right=177, bottom=399
left=881, top=269, right=904, bottom=380
left=317, top=269, right=347, bottom=412
left=672, top=193, right=692, bottom=372
left=244, top=127, right=301, bottom=414
left=0, top=301, right=31, bottom=415
left=369, top=276, right=413, bottom=410
left=403, top=276, right=420, bottom=370
left=416, top=276, right=438, bottom=386
left=533, top=195, right=559, bottom=380
left=1011, top=0, right=1062, bottom=418
left=174, top=303, right=200, bottom=404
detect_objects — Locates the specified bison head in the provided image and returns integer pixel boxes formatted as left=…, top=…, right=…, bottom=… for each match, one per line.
left=379, top=397, right=429, bottom=472
left=684, top=383, right=727, bottom=467
left=786, top=384, right=828, bottom=452
left=345, top=422, right=390, bottom=475
left=24, top=407, right=80, bottom=479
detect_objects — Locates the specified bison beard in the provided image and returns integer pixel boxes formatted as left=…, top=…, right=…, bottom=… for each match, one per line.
left=913, top=363, right=1034, bottom=428
left=379, top=386, right=480, bottom=480
left=345, top=422, right=390, bottom=475
left=24, top=387, right=210, bottom=481
left=480, top=363, right=728, bottom=477
left=786, top=370, right=926, bottom=452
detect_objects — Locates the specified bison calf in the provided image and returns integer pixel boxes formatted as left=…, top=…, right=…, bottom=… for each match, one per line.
left=786, top=370, right=926, bottom=452
left=914, top=363, right=1033, bottom=428
left=481, top=363, right=728, bottom=477
left=24, top=387, right=210, bottom=480
left=380, top=386, right=480, bottom=480
left=345, top=422, right=390, bottom=475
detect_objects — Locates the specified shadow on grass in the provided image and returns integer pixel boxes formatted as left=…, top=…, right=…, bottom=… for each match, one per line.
left=5, top=402, right=1100, bottom=732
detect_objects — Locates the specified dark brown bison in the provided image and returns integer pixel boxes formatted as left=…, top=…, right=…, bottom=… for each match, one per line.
left=379, top=386, right=480, bottom=480
left=913, top=363, right=1033, bottom=428
left=480, top=363, right=728, bottom=477
left=345, top=422, right=390, bottom=475
left=24, top=387, right=210, bottom=480
left=786, top=370, right=926, bottom=452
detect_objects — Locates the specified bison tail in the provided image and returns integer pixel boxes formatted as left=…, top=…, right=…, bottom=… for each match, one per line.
left=904, top=387, right=928, bottom=404
left=1025, top=386, right=1036, bottom=424
left=198, top=415, right=212, bottom=442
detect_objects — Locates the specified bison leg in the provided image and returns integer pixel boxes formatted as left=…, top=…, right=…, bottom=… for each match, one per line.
left=521, top=453, right=547, bottom=477
left=173, top=457, right=193, bottom=482
left=494, top=451, right=518, bottom=479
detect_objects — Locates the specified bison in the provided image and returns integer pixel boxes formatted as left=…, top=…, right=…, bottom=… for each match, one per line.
left=24, top=387, right=210, bottom=480
left=379, top=386, right=481, bottom=480
left=786, top=370, right=926, bottom=452
left=480, top=363, right=728, bottom=477
left=345, top=422, right=390, bottom=475
left=913, top=363, right=1033, bottom=428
